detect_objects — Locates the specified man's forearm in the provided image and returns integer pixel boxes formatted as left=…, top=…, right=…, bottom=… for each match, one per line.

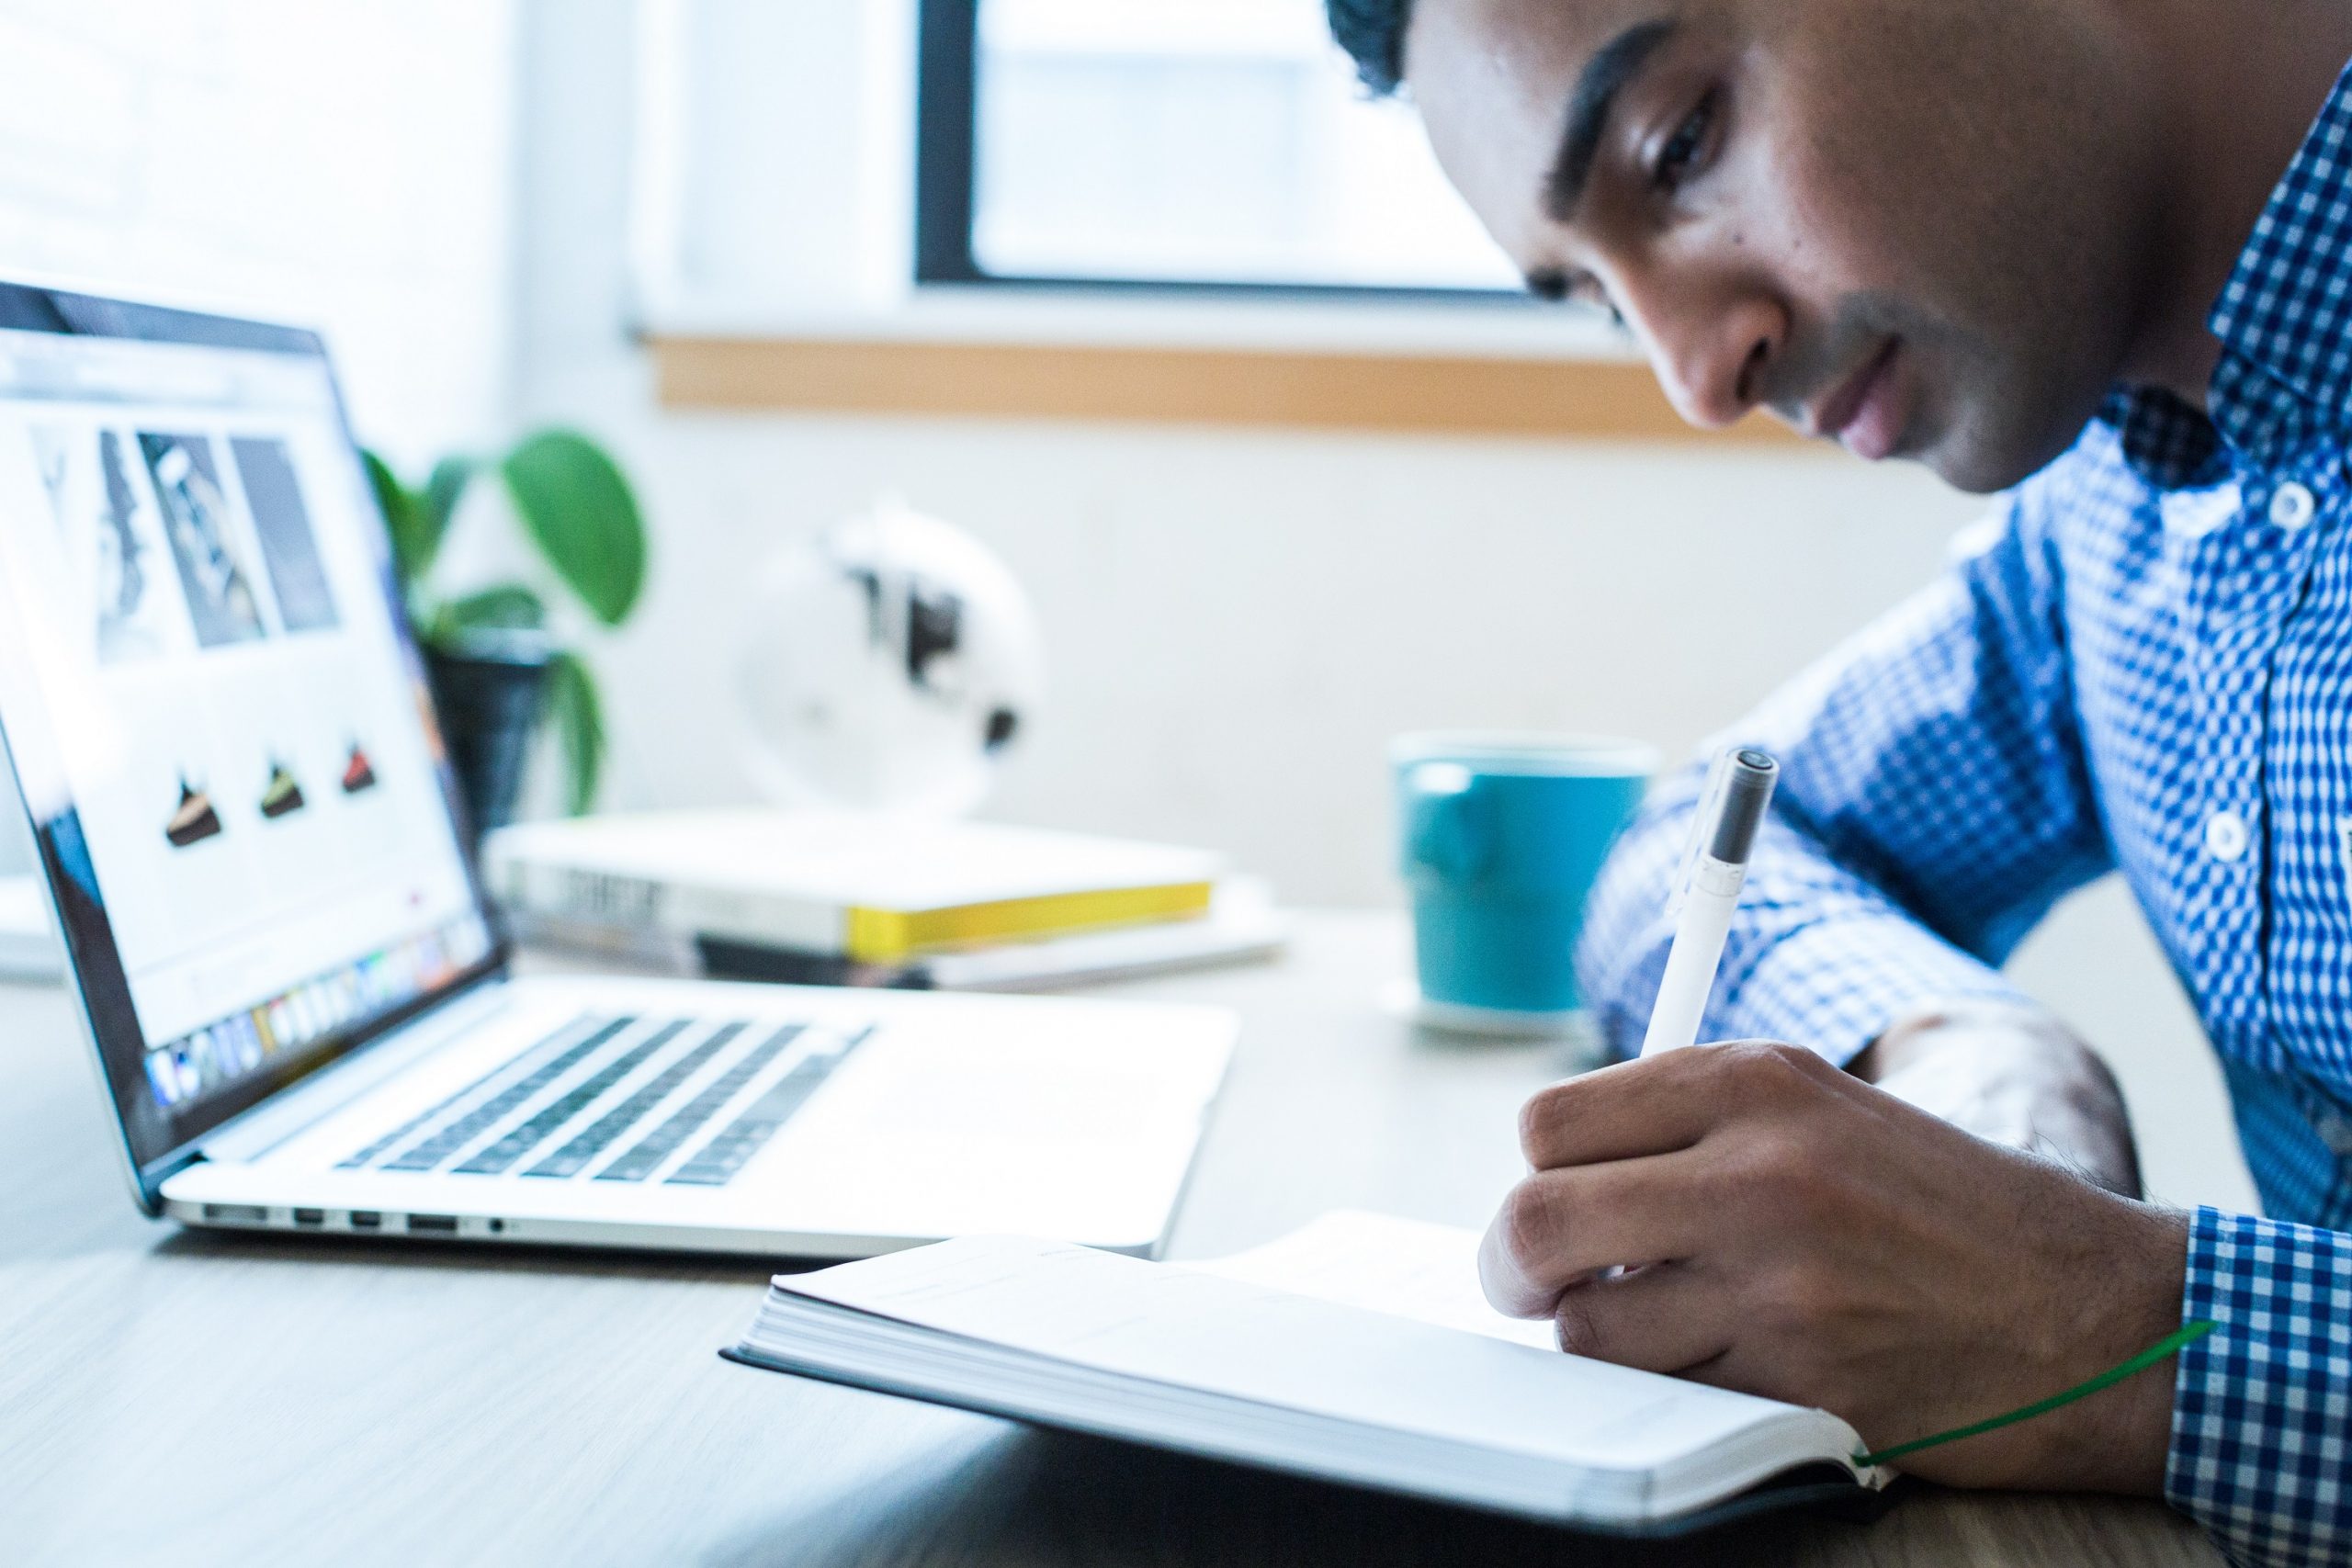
left=1850, top=1001, right=2143, bottom=1197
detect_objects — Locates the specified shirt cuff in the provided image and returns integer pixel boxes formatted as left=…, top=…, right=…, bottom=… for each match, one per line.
left=2166, top=1207, right=2352, bottom=1566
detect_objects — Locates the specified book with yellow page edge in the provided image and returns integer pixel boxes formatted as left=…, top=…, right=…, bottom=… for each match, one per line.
left=482, top=808, right=1223, bottom=964
left=722, top=1212, right=1897, bottom=1534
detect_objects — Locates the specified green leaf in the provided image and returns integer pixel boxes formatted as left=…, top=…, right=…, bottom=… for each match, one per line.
left=423, top=456, right=476, bottom=546
left=438, top=583, right=548, bottom=632
left=360, top=448, right=434, bottom=591
left=545, top=649, right=606, bottom=816
left=500, top=430, right=647, bottom=628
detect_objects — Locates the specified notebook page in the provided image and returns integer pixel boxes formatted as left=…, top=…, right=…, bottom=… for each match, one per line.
left=1189, top=1211, right=1557, bottom=1349
left=775, top=1235, right=1802, bottom=1475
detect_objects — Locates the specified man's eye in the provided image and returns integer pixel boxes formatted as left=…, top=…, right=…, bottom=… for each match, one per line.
left=1651, top=89, right=1719, bottom=192
left=1564, top=276, right=1627, bottom=332
left=1552, top=276, right=1627, bottom=331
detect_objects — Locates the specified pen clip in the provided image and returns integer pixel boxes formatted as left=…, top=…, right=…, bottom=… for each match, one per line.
left=1667, top=748, right=1736, bottom=921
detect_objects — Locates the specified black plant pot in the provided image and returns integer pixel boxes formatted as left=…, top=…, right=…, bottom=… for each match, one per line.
left=424, top=630, right=555, bottom=855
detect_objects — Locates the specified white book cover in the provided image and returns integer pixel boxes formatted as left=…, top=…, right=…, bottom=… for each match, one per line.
left=484, top=809, right=1227, bottom=955
left=728, top=1213, right=1882, bottom=1530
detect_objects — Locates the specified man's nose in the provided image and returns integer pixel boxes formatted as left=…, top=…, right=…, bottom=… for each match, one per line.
left=1624, top=283, right=1785, bottom=431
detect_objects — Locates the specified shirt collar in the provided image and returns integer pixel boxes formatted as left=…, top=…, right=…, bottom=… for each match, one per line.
left=2100, top=55, right=2352, bottom=489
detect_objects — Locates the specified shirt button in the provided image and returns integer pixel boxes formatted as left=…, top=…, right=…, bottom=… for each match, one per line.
left=2269, top=481, right=2316, bottom=529
left=2316, top=1106, right=2352, bottom=1159
left=2205, top=808, right=2250, bottom=862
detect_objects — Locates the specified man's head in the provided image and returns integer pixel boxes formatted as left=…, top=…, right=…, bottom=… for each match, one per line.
left=1331, top=0, right=2170, bottom=492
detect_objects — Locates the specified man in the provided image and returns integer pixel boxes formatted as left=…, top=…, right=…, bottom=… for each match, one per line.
left=1323, top=1, right=2352, bottom=1562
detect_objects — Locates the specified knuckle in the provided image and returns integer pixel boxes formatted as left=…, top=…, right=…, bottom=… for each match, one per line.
left=1738, top=1130, right=1834, bottom=1210
left=1763, top=1266, right=1839, bottom=1334
left=1706, top=1124, right=1850, bottom=1236
left=1517, top=1081, right=1577, bottom=1158
left=1498, top=1178, right=1564, bottom=1275
left=1718, top=1039, right=1831, bottom=1102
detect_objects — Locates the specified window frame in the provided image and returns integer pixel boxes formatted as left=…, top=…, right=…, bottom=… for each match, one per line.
left=911, top=0, right=1526, bottom=301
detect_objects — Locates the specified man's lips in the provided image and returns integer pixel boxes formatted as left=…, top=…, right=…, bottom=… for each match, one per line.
left=1808, top=338, right=1905, bottom=460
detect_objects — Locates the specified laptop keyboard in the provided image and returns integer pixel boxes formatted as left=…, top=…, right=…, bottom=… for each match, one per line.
left=337, top=1015, right=637, bottom=1170
left=523, top=1021, right=750, bottom=1179
left=594, top=1021, right=805, bottom=1183
left=341, top=1013, right=867, bottom=1188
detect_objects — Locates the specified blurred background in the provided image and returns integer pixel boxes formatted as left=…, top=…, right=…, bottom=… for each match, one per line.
left=0, top=0, right=2252, bottom=1210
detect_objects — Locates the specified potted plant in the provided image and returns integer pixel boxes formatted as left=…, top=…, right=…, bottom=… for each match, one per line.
left=363, top=430, right=648, bottom=845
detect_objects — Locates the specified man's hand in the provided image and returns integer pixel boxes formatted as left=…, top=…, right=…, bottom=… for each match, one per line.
left=1479, top=1041, right=2189, bottom=1493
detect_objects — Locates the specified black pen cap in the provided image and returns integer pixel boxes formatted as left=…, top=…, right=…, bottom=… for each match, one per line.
left=1706, top=749, right=1779, bottom=865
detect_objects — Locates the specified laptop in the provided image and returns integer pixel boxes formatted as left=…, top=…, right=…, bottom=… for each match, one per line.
left=0, top=281, right=1235, bottom=1257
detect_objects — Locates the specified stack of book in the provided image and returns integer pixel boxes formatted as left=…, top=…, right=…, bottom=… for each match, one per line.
left=481, top=808, right=1284, bottom=990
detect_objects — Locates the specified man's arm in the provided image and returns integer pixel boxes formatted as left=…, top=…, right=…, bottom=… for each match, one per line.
left=1576, top=494, right=2121, bottom=1150
left=1509, top=493, right=2198, bottom=1490
left=1520, top=490, right=2352, bottom=1561
left=1854, top=1002, right=2141, bottom=1197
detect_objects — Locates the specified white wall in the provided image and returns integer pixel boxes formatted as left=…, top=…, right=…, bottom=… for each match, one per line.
left=508, top=1, right=2255, bottom=1211
left=0, top=0, right=520, bottom=866
left=0, top=0, right=518, bottom=467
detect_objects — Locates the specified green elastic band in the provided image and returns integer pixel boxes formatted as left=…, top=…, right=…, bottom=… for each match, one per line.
left=1852, top=1317, right=2217, bottom=1469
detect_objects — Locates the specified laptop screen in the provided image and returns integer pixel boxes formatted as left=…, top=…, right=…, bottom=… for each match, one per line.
left=0, top=287, right=497, bottom=1190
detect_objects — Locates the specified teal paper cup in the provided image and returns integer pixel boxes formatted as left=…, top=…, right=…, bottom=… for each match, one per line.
left=1392, top=732, right=1657, bottom=1033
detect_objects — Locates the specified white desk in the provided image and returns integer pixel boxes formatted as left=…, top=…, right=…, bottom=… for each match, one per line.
left=0, top=912, right=2219, bottom=1565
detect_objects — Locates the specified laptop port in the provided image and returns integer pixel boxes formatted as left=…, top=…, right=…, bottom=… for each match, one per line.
left=347, top=1210, right=383, bottom=1230
left=292, top=1208, right=326, bottom=1227
left=405, top=1213, right=459, bottom=1235
left=201, top=1202, right=269, bottom=1225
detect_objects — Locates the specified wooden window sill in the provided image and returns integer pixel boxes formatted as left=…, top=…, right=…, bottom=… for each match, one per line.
left=649, top=333, right=1805, bottom=446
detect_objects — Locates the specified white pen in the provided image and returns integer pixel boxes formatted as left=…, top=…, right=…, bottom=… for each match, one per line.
left=1638, top=748, right=1779, bottom=1057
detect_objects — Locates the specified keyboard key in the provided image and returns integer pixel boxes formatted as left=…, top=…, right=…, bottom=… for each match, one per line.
left=343, top=1015, right=628, bottom=1170
left=380, top=1016, right=639, bottom=1173
left=521, top=1021, right=748, bottom=1179
left=666, top=1028, right=869, bottom=1187
left=595, top=1022, right=806, bottom=1183
left=452, top=1020, right=692, bottom=1176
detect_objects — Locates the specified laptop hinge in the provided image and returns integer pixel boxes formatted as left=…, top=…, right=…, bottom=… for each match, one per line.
left=195, top=974, right=514, bottom=1168
left=141, top=1145, right=209, bottom=1211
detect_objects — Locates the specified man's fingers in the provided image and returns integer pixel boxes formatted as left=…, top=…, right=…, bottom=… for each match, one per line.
left=1518, top=1039, right=1842, bottom=1169
left=1549, top=1261, right=1737, bottom=1375
left=1477, top=1154, right=1713, bottom=1317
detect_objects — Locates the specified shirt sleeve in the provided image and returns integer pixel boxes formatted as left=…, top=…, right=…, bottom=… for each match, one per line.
left=2169, top=1208, right=2352, bottom=1567
left=1574, top=486, right=2114, bottom=1064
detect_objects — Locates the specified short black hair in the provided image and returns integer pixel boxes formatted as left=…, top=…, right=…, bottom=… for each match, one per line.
left=1327, top=0, right=1413, bottom=96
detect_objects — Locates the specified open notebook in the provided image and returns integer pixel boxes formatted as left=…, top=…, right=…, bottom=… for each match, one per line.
left=724, top=1212, right=1889, bottom=1532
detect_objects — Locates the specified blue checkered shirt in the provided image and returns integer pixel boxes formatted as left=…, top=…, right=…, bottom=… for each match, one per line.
left=1578, top=62, right=2352, bottom=1568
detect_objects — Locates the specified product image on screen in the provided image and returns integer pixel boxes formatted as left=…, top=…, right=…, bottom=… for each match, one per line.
left=258, top=757, right=307, bottom=819
left=164, top=776, right=224, bottom=849
left=231, top=435, right=340, bottom=634
left=341, top=741, right=378, bottom=795
left=32, top=426, right=181, bottom=667
left=140, top=432, right=268, bottom=649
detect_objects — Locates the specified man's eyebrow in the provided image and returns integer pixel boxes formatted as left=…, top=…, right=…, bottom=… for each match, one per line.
left=1542, top=18, right=1680, bottom=222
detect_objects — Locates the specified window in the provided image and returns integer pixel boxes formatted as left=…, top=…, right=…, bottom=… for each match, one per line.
left=915, top=0, right=1521, bottom=296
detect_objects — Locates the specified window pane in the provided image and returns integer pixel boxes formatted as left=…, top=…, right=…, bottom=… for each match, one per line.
left=970, top=0, right=1520, bottom=291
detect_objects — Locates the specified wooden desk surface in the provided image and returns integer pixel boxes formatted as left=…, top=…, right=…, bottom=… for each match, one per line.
left=0, top=912, right=2220, bottom=1567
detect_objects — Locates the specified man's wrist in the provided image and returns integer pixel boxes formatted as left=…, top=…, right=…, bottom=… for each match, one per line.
left=2038, top=1200, right=2191, bottom=1495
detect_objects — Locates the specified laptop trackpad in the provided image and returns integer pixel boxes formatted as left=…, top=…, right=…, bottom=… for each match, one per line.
left=751, top=1022, right=1218, bottom=1245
